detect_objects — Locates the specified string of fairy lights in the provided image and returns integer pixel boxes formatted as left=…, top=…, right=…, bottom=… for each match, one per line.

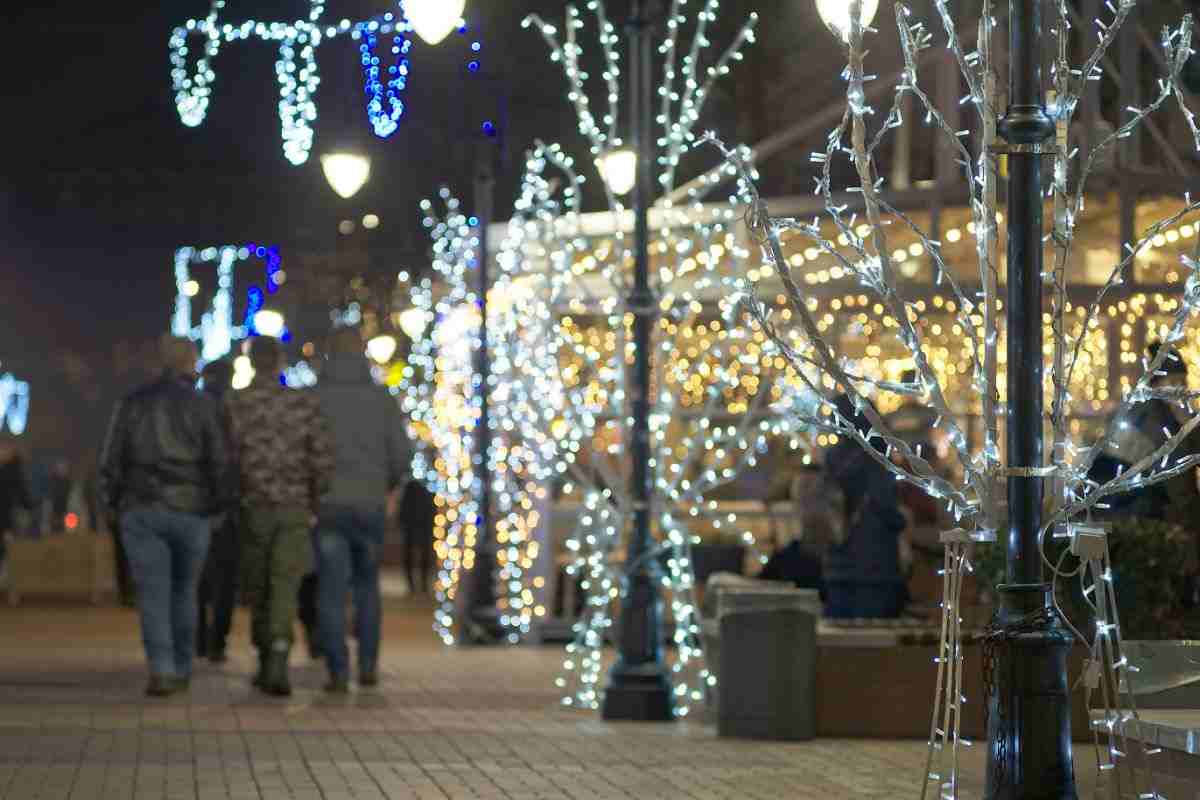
left=704, top=0, right=1199, bottom=795
left=509, top=1, right=786, bottom=715
left=169, top=0, right=483, bottom=165
left=398, top=190, right=484, bottom=645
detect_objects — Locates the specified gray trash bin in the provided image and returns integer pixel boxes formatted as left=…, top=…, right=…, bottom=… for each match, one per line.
left=717, top=590, right=819, bottom=740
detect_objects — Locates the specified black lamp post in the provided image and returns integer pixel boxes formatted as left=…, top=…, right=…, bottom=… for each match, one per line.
left=601, top=0, right=675, bottom=723
left=985, top=1, right=1077, bottom=797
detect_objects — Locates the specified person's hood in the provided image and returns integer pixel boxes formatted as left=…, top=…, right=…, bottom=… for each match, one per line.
left=322, top=354, right=375, bottom=385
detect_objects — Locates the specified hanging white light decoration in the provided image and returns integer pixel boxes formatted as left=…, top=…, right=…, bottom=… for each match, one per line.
left=322, top=152, right=372, bottom=199
left=595, top=147, right=637, bottom=197
left=403, top=0, right=465, bottom=46
left=814, top=0, right=880, bottom=43
left=367, top=334, right=399, bottom=364
left=169, top=0, right=488, bottom=163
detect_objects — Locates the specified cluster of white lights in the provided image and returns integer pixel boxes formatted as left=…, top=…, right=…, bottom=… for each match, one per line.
left=707, top=1, right=1200, bottom=794
left=173, top=246, right=244, bottom=363
left=0, top=372, right=30, bottom=436
left=398, top=189, right=486, bottom=645
left=169, top=1, right=468, bottom=165
left=522, top=0, right=758, bottom=197
left=511, top=2, right=798, bottom=715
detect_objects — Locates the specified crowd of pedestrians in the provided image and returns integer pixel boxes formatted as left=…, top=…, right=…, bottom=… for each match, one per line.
left=92, top=333, right=427, bottom=697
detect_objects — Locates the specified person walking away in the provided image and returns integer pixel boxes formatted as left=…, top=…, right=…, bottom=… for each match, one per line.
left=401, top=478, right=435, bottom=596
left=228, top=337, right=332, bottom=697
left=98, top=336, right=231, bottom=696
left=196, top=359, right=238, bottom=663
left=313, top=328, right=412, bottom=692
left=822, top=394, right=909, bottom=619
left=0, top=438, right=34, bottom=586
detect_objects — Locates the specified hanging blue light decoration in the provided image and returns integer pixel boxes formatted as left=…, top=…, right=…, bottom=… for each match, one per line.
left=170, top=1, right=487, bottom=163
left=359, top=14, right=412, bottom=138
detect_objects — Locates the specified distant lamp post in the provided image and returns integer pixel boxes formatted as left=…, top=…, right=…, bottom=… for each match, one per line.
left=596, top=147, right=638, bottom=197
left=399, top=307, right=431, bottom=340
left=253, top=309, right=286, bottom=338
left=814, top=0, right=880, bottom=42
left=366, top=334, right=398, bottom=364
left=404, top=0, right=466, bottom=46
left=321, top=152, right=372, bottom=199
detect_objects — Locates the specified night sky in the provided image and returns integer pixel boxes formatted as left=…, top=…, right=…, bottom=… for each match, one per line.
left=0, top=0, right=586, bottom=458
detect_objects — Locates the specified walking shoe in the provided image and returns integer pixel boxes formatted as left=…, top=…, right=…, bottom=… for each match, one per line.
left=208, top=647, right=227, bottom=664
left=145, top=675, right=176, bottom=697
left=174, top=676, right=191, bottom=693
left=261, top=651, right=292, bottom=697
left=359, top=670, right=379, bottom=688
left=323, top=675, right=350, bottom=694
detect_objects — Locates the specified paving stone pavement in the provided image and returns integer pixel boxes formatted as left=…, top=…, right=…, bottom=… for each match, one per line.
left=0, top=601, right=1107, bottom=800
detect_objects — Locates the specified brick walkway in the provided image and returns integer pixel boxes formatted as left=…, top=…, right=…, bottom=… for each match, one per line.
left=0, top=602, right=1103, bottom=799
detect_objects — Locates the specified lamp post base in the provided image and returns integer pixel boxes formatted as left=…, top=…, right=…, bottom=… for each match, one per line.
left=602, top=662, right=674, bottom=722
left=983, top=583, right=1078, bottom=800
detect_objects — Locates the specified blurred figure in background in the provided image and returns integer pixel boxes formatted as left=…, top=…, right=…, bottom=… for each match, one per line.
left=0, top=437, right=33, bottom=583
left=99, top=336, right=231, bottom=697
left=822, top=394, right=909, bottom=619
left=45, top=459, right=73, bottom=533
left=196, top=359, right=238, bottom=663
left=401, top=479, right=435, bottom=596
left=313, top=328, right=411, bottom=692
left=228, top=337, right=332, bottom=697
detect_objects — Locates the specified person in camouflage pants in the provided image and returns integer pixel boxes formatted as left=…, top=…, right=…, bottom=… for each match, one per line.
left=228, top=337, right=333, bottom=696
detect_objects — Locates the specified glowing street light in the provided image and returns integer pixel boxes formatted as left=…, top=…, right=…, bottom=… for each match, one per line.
left=253, top=309, right=286, bottom=338
left=321, top=152, right=371, bottom=199
left=814, top=0, right=880, bottom=43
left=596, top=147, right=637, bottom=197
left=399, top=307, right=431, bottom=340
left=404, top=0, right=466, bottom=46
left=366, top=334, right=398, bottom=364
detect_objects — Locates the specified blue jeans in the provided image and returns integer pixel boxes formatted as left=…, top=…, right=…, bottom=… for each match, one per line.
left=316, top=505, right=384, bottom=679
left=121, top=507, right=211, bottom=678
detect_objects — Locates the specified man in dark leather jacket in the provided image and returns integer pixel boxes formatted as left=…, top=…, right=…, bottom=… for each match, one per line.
left=99, top=336, right=231, bottom=697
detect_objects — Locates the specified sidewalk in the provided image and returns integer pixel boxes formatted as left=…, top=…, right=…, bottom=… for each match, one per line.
left=0, top=600, right=1096, bottom=799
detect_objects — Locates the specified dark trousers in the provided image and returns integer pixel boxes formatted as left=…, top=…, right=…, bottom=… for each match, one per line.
left=316, top=505, right=384, bottom=678
left=197, top=518, right=239, bottom=653
left=298, top=572, right=319, bottom=655
left=405, top=523, right=433, bottom=594
left=112, top=522, right=134, bottom=603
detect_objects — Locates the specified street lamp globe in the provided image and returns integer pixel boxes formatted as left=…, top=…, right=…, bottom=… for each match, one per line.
left=366, top=334, right=398, bottom=364
left=814, top=0, right=879, bottom=42
left=253, top=310, right=286, bottom=338
left=596, top=147, right=637, bottom=197
left=321, top=152, right=371, bottom=199
left=399, top=307, right=431, bottom=340
left=404, top=0, right=466, bottom=46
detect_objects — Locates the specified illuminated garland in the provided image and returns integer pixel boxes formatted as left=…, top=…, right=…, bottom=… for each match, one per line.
left=709, top=1, right=1200, bottom=794
left=169, top=1, right=480, bottom=164
left=172, top=244, right=286, bottom=363
left=398, top=190, right=485, bottom=645
left=515, top=1, right=789, bottom=717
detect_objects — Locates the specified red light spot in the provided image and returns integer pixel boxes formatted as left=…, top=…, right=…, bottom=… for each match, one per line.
left=65, top=513, right=79, bottom=531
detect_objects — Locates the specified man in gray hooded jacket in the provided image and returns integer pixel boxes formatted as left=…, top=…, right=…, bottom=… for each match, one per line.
left=313, top=328, right=412, bottom=692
